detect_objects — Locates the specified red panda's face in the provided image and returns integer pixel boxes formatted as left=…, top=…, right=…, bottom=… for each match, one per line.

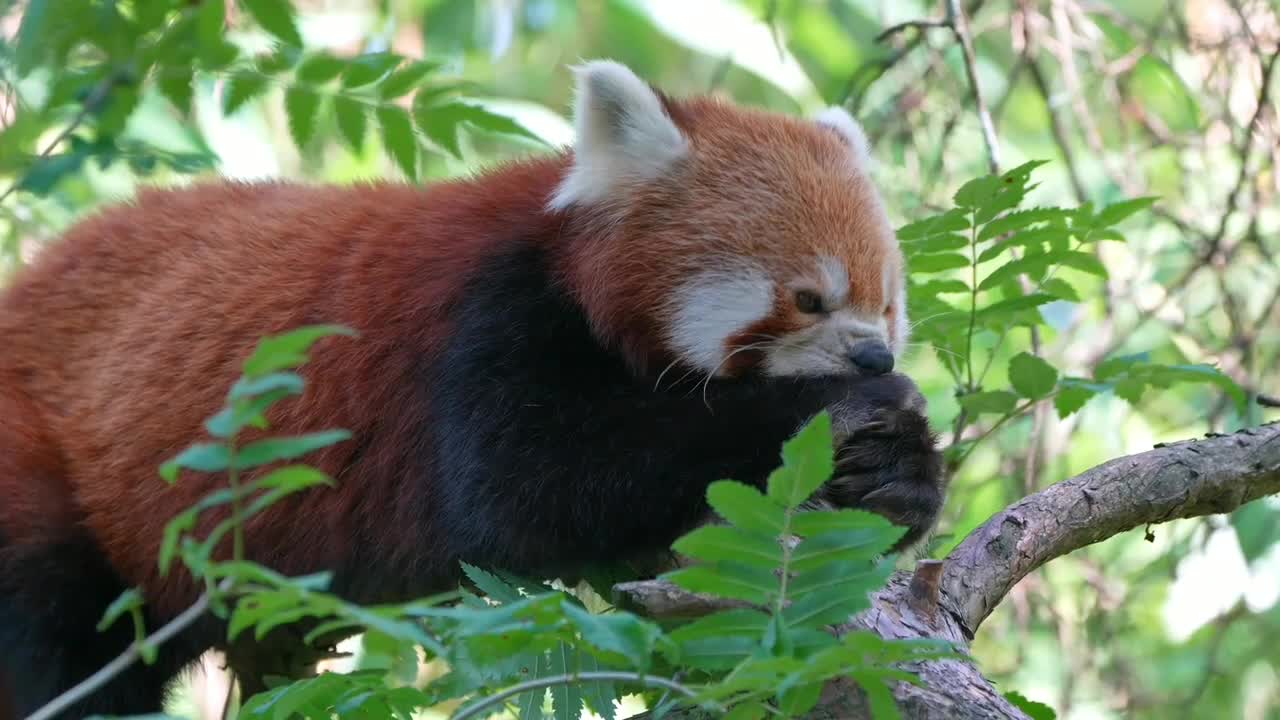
left=551, top=61, right=908, bottom=379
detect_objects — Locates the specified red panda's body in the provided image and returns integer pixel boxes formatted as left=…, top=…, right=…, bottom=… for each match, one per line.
left=0, top=63, right=943, bottom=718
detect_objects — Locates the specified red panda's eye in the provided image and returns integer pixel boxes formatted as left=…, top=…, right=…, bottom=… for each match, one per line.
left=794, top=290, right=825, bottom=315
left=883, top=304, right=893, bottom=316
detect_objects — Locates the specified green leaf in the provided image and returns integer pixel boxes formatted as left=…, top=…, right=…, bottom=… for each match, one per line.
left=243, top=324, right=355, bottom=377
left=516, top=651, right=550, bottom=719
left=159, top=508, right=198, bottom=573
left=460, top=562, right=524, bottom=604
left=242, top=0, right=302, bottom=47
left=1003, top=691, right=1057, bottom=720
left=414, top=100, right=543, bottom=158
left=1096, top=353, right=1149, bottom=381
left=296, top=53, right=346, bottom=84
left=342, top=52, right=404, bottom=88
left=562, top=601, right=660, bottom=669
left=196, top=0, right=237, bottom=69
left=378, top=60, right=442, bottom=98
left=255, top=465, right=333, bottom=493
left=896, top=208, right=970, bottom=240
left=788, top=558, right=891, bottom=602
left=96, top=86, right=140, bottom=137
left=205, top=391, right=287, bottom=438
left=723, top=702, right=768, bottom=720
left=17, top=152, right=88, bottom=196
left=333, top=96, right=368, bottom=151
left=156, top=64, right=195, bottom=115
left=1055, top=250, right=1108, bottom=278
left=903, top=233, right=968, bottom=254
left=1054, top=378, right=1107, bottom=418
left=579, top=652, right=619, bottom=720
left=237, top=430, right=351, bottom=468
left=778, top=681, right=822, bottom=716
left=161, top=442, right=229, bottom=482
left=673, top=525, right=782, bottom=568
left=766, top=411, right=835, bottom=508
left=978, top=207, right=1070, bottom=242
left=790, top=508, right=897, bottom=538
left=909, top=253, right=970, bottom=273
left=790, top=530, right=900, bottom=573
left=284, top=86, right=322, bottom=148
left=1232, top=502, right=1278, bottom=565
left=705, top=481, right=786, bottom=534
left=977, top=226, right=1071, bottom=263
left=850, top=671, right=902, bottom=720
left=958, top=391, right=1018, bottom=415
left=229, top=371, right=306, bottom=402
left=1041, top=277, right=1081, bottom=302
left=1129, top=56, right=1200, bottom=132
left=1092, top=197, right=1157, bottom=228
left=668, top=609, right=770, bottom=669
left=97, top=588, right=144, bottom=631
left=664, top=564, right=775, bottom=604
left=1008, top=352, right=1059, bottom=399
left=378, top=106, right=418, bottom=179
left=547, top=642, right=583, bottom=720
left=912, top=279, right=970, bottom=296
left=975, top=294, right=1056, bottom=328
left=223, top=71, right=271, bottom=115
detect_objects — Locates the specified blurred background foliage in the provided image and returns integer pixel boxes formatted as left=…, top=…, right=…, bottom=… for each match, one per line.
left=2, top=0, right=1279, bottom=718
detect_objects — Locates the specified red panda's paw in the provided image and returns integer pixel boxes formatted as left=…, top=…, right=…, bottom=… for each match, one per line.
left=816, top=380, right=946, bottom=553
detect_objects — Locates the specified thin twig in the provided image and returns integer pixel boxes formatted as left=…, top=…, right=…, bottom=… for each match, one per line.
left=946, top=0, right=1001, bottom=173
left=450, top=671, right=711, bottom=720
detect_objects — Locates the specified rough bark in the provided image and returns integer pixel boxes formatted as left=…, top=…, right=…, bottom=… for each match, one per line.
left=616, top=421, right=1280, bottom=719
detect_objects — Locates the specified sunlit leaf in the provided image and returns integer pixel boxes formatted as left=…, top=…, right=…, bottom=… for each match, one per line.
left=333, top=96, right=368, bottom=151
left=242, top=0, right=302, bottom=47
left=378, top=106, right=419, bottom=179
left=284, top=85, right=322, bottom=147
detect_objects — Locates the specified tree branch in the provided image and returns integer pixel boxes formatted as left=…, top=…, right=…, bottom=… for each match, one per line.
left=943, top=420, right=1280, bottom=633
left=616, top=421, right=1280, bottom=719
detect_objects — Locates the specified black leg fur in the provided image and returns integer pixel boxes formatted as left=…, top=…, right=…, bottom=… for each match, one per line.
left=0, top=529, right=189, bottom=719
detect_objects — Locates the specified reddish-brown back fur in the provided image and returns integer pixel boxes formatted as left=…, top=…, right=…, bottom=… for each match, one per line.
left=0, top=156, right=569, bottom=617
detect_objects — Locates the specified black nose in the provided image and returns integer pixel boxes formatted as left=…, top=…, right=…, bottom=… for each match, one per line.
left=849, top=340, right=894, bottom=375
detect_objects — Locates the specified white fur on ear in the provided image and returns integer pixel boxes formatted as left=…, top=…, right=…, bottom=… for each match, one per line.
left=548, top=60, right=688, bottom=211
left=814, top=106, right=873, bottom=169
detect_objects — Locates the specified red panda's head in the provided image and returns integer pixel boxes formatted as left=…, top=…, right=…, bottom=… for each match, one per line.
left=550, top=61, right=907, bottom=380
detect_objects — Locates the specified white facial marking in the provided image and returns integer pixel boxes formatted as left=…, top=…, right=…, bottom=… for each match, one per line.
left=814, top=106, right=873, bottom=169
left=667, top=266, right=773, bottom=373
left=893, top=280, right=910, bottom=352
left=549, top=60, right=689, bottom=211
left=817, top=255, right=849, bottom=306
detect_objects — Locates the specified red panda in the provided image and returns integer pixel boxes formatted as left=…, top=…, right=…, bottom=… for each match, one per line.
left=0, top=61, right=942, bottom=718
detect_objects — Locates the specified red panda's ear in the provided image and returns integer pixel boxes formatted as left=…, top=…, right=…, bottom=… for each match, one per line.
left=548, top=60, right=688, bottom=211
left=814, top=106, right=873, bottom=170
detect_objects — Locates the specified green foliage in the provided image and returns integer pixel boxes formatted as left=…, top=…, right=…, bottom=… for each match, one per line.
left=96, top=373, right=952, bottom=720
left=1003, top=691, right=1057, bottom=720
left=0, top=0, right=543, bottom=205
left=903, top=162, right=1243, bottom=464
